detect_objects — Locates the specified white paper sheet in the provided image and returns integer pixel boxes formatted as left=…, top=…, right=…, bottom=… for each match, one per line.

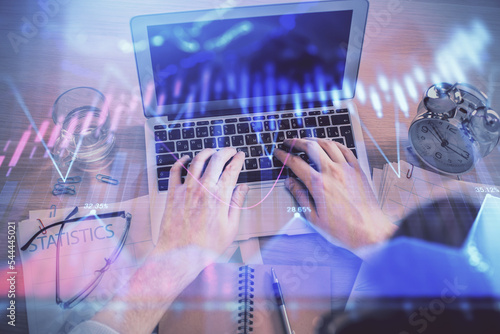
left=372, top=161, right=500, bottom=222
left=18, top=195, right=153, bottom=334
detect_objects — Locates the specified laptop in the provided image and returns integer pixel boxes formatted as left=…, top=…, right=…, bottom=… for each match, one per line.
left=130, top=0, right=371, bottom=244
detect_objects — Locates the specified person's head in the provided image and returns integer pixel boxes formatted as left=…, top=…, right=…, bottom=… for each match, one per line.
left=392, top=196, right=479, bottom=248
left=316, top=197, right=500, bottom=334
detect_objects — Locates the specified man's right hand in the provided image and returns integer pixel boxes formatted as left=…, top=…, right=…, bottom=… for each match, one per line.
left=274, top=138, right=397, bottom=249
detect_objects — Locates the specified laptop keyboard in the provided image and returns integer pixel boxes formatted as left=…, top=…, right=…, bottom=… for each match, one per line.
left=154, top=109, right=357, bottom=191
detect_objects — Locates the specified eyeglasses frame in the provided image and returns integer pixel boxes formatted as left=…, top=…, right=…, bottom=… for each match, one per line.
left=21, top=209, right=132, bottom=309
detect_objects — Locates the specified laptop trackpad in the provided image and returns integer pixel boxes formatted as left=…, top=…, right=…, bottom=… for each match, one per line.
left=237, top=182, right=315, bottom=240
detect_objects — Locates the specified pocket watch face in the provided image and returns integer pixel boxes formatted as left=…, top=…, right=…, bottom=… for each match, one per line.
left=409, top=118, right=475, bottom=174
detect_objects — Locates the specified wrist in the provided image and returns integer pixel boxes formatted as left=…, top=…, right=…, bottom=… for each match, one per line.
left=149, top=244, right=216, bottom=277
left=92, top=245, right=215, bottom=334
left=366, top=212, right=398, bottom=245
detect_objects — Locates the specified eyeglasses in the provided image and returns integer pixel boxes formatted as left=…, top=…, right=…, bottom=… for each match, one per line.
left=21, top=207, right=132, bottom=309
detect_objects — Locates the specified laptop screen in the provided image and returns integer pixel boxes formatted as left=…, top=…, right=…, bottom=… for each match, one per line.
left=146, top=9, right=353, bottom=118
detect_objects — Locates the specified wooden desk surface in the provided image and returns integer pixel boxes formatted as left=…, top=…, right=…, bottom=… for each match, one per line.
left=1, top=0, right=499, bottom=333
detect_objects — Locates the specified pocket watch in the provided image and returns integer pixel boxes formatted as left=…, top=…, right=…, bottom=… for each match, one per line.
left=409, top=82, right=500, bottom=175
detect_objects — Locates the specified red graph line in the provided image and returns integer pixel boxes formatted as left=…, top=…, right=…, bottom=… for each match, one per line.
left=8, top=130, right=31, bottom=167
left=36, top=219, right=47, bottom=235
left=47, top=124, right=61, bottom=148
left=3, top=140, right=11, bottom=152
left=164, top=138, right=297, bottom=210
left=35, top=120, right=50, bottom=143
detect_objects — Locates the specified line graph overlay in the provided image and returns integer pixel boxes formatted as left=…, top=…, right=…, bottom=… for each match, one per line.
left=8, top=130, right=31, bottom=167
left=358, top=113, right=402, bottom=179
left=4, top=77, right=79, bottom=182
left=163, top=139, right=298, bottom=210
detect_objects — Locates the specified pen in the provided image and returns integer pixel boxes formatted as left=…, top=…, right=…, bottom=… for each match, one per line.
left=272, top=267, right=294, bottom=334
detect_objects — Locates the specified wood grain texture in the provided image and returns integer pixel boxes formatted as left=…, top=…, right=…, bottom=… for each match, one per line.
left=0, top=1, right=499, bottom=332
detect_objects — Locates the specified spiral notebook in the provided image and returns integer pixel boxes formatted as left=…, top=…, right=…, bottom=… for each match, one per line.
left=160, top=263, right=332, bottom=334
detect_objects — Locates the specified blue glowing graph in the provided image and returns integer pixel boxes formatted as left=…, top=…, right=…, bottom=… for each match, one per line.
left=1, top=19, right=495, bottom=192
left=147, top=10, right=353, bottom=117
left=353, top=20, right=494, bottom=178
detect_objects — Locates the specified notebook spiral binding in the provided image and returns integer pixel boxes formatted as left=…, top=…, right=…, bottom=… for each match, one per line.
left=237, top=265, right=255, bottom=334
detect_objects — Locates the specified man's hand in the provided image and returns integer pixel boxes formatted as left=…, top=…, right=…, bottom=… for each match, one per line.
left=157, top=147, right=249, bottom=258
left=91, top=148, right=248, bottom=334
left=274, top=138, right=396, bottom=249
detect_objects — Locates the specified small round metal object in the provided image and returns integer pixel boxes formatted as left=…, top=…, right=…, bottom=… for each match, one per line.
left=409, top=82, right=498, bottom=175
left=422, top=82, right=459, bottom=115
